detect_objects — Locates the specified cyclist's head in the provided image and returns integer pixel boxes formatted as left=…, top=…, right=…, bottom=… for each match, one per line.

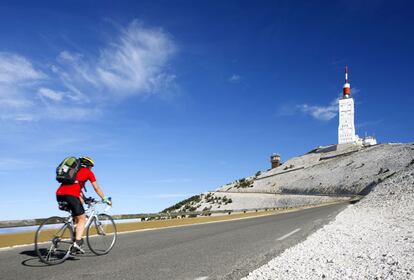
left=80, top=156, right=94, bottom=168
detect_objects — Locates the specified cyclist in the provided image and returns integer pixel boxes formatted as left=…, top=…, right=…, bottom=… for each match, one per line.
left=56, top=156, right=111, bottom=253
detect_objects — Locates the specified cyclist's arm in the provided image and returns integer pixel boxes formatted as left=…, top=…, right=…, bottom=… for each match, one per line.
left=79, top=195, right=85, bottom=204
left=80, top=191, right=86, bottom=204
left=91, top=181, right=106, bottom=200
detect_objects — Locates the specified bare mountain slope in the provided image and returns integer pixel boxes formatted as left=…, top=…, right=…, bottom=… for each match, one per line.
left=164, top=143, right=414, bottom=213
left=243, top=154, right=414, bottom=279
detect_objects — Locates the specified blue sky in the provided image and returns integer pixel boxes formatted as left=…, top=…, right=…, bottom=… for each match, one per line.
left=1, top=0, right=413, bottom=220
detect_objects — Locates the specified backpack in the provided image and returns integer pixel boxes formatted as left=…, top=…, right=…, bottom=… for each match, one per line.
left=56, top=157, right=81, bottom=184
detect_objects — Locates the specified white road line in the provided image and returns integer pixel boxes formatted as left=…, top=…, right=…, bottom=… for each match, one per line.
left=277, top=228, right=301, bottom=241
left=194, top=277, right=209, bottom=280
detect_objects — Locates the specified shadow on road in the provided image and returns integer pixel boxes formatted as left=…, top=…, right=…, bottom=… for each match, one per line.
left=19, top=249, right=96, bottom=267
left=19, top=251, right=50, bottom=267
left=19, top=250, right=38, bottom=257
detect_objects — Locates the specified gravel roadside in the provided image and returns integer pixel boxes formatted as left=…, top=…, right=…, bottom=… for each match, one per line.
left=242, top=165, right=414, bottom=280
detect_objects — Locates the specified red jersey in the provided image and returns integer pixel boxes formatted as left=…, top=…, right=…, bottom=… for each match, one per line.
left=56, top=167, right=96, bottom=197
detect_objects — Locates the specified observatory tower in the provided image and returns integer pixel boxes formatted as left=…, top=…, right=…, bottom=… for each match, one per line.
left=338, top=66, right=357, bottom=144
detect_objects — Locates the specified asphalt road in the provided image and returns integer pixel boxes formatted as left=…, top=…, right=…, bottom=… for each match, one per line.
left=0, top=203, right=348, bottom=280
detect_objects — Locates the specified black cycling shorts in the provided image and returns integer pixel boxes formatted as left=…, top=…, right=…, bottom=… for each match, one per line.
left=56, top=195, right=85, bottom=217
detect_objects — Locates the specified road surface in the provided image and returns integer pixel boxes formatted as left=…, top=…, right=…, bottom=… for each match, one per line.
left=0, top=203, right=348, bottom=280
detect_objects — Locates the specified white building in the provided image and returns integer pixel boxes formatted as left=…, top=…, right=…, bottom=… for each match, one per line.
left=338, top=66, right=358, bottom=144
left=337, top=66, right=377, bottom=146
left=362, top=136, right=377, bottom=146
left=338, top=97, right=358, bottom=144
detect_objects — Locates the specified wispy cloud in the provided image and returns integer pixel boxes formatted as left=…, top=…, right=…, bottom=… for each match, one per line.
left=56, top=20, right=177, bottom=99
left=0, top=20, right=177, bottom=122
left=38, top=87, right=65, bottom=102
left=0, top=53, right=45, bottom=121
left=0, top=158, right=38, bottom=171
left=297, top=98, right=339, bottom=121
left=279, top=98, right=340, bottom=121
left=96, top=21, right=176, bottom=95
left=229, top=74, right=241, bottom=83
left=0, top=52, right=45, bottom=84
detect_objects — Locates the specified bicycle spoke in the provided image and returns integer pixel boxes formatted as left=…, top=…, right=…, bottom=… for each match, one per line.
left=45, top=246, right=55, bottom=261
left=35, top=216, right=74, bottom=265
left=86, top=214, right=117, bottom=255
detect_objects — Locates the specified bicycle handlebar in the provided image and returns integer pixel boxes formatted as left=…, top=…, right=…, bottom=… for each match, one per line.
left=85, top=197, right=112, bottom=211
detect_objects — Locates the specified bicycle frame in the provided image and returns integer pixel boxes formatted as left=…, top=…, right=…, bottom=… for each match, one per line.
left=67, top=200, right=112, bottom=233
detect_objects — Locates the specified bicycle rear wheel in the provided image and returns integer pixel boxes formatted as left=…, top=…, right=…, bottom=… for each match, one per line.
left=34, top=216, right=74, bottom=265
left=86, top=213, right=117, bottom=255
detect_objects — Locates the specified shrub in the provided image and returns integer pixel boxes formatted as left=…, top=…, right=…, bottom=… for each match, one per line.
left=235, top=178, right=253, bottom=188
left=161, top=195, right=201, bottom=213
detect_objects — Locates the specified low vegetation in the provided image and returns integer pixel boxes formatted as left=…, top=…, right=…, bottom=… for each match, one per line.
left=283, top=164, right=295, bottom=170
left=205, top=193, right=233, bottom=205
left=235, top=178, right=253, bottom=188
left=161, top=195, right=201, bottom=213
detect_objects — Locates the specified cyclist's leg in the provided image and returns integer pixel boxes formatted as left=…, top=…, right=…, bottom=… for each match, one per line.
left=59, top=195, right=86, bottom=241
left=74, top=214, right=86, bottom=240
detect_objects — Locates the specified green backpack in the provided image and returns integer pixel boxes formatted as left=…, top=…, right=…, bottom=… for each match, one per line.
left=56, top=157, right=81, bottom=184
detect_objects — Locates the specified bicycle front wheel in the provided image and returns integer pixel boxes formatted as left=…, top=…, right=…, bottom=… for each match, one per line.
left=34, top=216, right=74, bottom=265
left=86, top=214, right=117, bottom=255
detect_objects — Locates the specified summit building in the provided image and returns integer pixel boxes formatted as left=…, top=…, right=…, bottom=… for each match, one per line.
left=338, top=66, right=377, bottom=146
left=338, top=66, right=357, bottom=144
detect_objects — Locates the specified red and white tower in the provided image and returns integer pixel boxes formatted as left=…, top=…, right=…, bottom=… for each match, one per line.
left=343, top=66, right=351, bottom=96
left=338, top=66, right=358, bottom=144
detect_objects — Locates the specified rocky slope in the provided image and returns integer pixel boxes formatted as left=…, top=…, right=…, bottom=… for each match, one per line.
left=164, top=143, right=414, bottom=213
left=242, top=159, right=414, bottom=279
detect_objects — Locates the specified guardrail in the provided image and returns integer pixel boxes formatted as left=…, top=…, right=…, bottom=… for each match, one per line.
left=0, top=200, right=354, bottom=229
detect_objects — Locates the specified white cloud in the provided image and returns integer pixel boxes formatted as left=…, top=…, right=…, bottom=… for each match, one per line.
left=97, top=21, right=176, bottom=95
left=0, top=94, right=33, bottom=108
left=0, top=158, right=37, bottom=171
left=229, top=74, right=241, bottom=83
left=0, top=52, right=45, bottom=84
left=296, top=98, right=339, bottom=121
left=58, top=20, right=177, bottom=97
left=38, top=87, right=64, bottom=102
left=45, top=106, right=102, bottom=121
left=58, top=51, right=82, bottom=62
left=0, top=113, right=35, bottom=122
left=0, top=53, right=45, bottom=121
left=0, top=20, right=177, bottom=123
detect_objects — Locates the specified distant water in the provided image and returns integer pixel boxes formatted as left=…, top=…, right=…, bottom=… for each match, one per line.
left=0, top=225, right=39, bottom=234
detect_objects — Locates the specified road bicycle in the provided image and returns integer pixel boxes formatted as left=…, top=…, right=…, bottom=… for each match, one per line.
left=34, top=197, right=117, bottom=265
